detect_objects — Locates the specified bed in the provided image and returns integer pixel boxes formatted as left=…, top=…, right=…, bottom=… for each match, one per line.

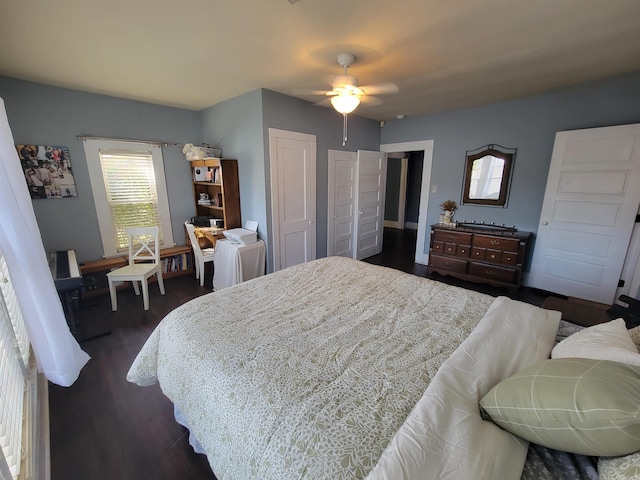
left=127, top=256, right=639, bottom=480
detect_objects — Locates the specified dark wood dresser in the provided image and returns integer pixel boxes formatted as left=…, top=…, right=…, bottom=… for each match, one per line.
left=427, top=224, right=532, bottom=292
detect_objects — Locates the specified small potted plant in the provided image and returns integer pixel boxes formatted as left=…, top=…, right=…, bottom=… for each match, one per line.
left=440, top=200, right=457, bottom=224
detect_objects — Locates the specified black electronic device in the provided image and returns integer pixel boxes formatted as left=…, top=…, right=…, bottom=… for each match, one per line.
left=190, top=216, right=215, bottom=227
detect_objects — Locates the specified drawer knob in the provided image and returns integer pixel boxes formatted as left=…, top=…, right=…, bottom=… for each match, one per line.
left=490, top=240, right=499, bottom=246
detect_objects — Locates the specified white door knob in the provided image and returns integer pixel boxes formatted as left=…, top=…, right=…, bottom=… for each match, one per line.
left=542, top=220, right=549, bottom=225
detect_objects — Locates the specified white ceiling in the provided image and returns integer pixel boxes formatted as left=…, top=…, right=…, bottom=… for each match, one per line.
left=1, top=0, right=639, bottom=121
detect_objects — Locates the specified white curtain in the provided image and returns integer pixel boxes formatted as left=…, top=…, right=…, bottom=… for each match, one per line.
left=0, top=98, right=89, bottom=387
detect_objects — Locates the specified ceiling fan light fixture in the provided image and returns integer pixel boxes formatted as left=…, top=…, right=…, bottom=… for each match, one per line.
left=330, top=93, right=361, bottom=114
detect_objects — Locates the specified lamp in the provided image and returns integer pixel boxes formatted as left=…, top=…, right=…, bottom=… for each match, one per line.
left=330, top=92, right=361, bottom=114
left=330, top=85, right=363, bottom=145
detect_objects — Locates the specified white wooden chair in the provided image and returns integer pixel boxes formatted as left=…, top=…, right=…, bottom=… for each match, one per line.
left=107, top=227, right=165, bottom=311
left=185, top=222, right=216, bottom=287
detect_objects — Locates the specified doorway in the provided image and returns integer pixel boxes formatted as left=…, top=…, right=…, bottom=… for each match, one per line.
left=380, top=140, right=434, bottom=264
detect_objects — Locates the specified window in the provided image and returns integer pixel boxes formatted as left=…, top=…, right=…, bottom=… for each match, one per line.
left=0, top=249, right=32, bottom=480
left=83, top=139, right=174, bottom=257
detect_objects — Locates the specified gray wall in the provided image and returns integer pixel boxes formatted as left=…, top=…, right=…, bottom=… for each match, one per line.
left=381, top=71, right=640, bottom=262
left=406, top=151, right=424, bottom=224
left=201, top=88, right=381, bottom=272
left=200, top=88, right=268, bottom=260
left=385, top=157, right=402, bottom=222
left=0, top=76, right=201, bottom=263
left=5, top=70, right=640, bottom=272
left=261, top=89, right=381, bottom=268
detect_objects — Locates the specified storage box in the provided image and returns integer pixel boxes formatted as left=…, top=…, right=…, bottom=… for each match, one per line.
left=223, top=228, right=258, bottom=245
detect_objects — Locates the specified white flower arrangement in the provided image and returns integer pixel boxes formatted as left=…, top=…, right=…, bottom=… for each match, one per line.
left=182, top=143, right=223, bottom=161
left=182, top=143, right=205, bottom=161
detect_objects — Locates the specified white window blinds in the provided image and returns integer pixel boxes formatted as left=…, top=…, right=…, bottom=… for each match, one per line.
left=99, top=149, right=164, bottom=251
left=83, top=139, right=175, bottom=257
left=0, top=249, right=31, bottom=480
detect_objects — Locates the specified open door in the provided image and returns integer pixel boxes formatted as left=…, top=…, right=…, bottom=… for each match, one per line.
left=356, top=150, right=387, bottom=260
left=528, top=123, right=640, bottom=304
left=328, top=150, right=357, bottom=258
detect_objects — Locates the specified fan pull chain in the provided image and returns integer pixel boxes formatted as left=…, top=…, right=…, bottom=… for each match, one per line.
left=342, top=114, right=348, bottom=146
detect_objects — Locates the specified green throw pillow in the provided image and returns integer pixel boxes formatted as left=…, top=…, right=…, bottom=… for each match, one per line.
left=479, top=358, right=640, bottom=456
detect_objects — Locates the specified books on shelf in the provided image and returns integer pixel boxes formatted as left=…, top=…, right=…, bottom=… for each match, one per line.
left=161, top=252, right=192, bottom=273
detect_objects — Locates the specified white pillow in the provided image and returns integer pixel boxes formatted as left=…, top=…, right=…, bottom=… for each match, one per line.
left=552, top=318, right=640, bottom=367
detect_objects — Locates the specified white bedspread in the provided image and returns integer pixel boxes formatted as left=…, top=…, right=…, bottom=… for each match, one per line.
left=368, top=296, right=560, bottom=480
left=127, top=256, right=559, bottom=479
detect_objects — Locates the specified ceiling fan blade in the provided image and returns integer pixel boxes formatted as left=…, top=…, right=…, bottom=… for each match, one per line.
left=359, top=82, right=399, bottom=95
left=359, top=96, right=383, bottom=106
left=293, top=88, right=331, bottom=97
left=313, top=98, right=333, bottom=108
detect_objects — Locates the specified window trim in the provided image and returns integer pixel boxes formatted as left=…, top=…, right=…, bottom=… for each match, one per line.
left=83, top=139, right=174, bottom=257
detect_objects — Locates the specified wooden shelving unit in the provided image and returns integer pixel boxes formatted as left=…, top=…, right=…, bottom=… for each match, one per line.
left=191, top=158, right=241, bottom=230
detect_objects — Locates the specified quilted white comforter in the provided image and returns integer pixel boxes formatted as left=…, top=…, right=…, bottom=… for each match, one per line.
left=127, top=256, right=560, bottom=480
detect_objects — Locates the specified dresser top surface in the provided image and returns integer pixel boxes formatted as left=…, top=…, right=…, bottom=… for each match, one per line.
left=431, top=224, right=532, bottom=240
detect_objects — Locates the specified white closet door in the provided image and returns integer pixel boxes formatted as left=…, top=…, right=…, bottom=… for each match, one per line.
left=269, top=128, right=316, bottom=271
left=356, top=150, right=387, bottom=260
left=327, top=150, right=358, bottom=258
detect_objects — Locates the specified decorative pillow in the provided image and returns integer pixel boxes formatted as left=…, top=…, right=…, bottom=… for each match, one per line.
left=479, top=358, right=640, bottom=456
left=629, top=325, right=640, bottom=349
left=599, top=452, right=640, bottom=480
left=551, top=318, right=640, bottom=367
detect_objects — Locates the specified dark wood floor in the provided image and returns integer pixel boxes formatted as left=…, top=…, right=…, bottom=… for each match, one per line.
left=49, top=229, right=548, bottom=480
left=365, top=227, right=549, bottom=306
left=49, top=271, right=217, bottom=480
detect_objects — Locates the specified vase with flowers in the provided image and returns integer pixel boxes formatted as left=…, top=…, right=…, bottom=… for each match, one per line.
left=440, top=200, right=457, bottom=224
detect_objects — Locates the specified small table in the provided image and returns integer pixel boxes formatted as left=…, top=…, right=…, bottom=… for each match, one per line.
left=213, top=239, right=266, bottom=290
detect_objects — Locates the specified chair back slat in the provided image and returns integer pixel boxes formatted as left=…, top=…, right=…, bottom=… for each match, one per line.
left=126, top=227, right=160, bottom=265
left=184, top=223, right=202, bottom=255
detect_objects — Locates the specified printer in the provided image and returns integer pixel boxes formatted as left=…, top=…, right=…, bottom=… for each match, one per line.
left=223, top=220, right=258, bottom=245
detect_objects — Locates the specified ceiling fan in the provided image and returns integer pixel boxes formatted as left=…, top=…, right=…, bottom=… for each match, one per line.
left=318, top=53, right=399, bottom=114
left=306, top=53, right=399, bottom=145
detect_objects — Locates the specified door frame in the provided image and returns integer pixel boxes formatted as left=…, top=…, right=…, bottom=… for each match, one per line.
left=380, top=140, right=434, bottom=264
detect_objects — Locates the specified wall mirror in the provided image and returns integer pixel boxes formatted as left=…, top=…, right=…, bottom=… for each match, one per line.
left=462, top=144, right=516, bottom=207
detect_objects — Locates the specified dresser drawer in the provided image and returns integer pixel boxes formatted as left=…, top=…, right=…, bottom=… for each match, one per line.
left=485, top=249, right=501, bottom=263
left=432, top=241, right=444, bottom=253
left=433, top=230, right=473, bottom=245
left=500, top=251, right=518, bottom=266
left=429, top=254, right=468, bottom=274
left=456, top=244, right=471, bottom=258
left=471, top=247, right=486, bottom=261
left=469, top=262, right=516, bottom=283
left=472, top=235, right=520, bottom=252
left=444, top=242, right=457, bottom=255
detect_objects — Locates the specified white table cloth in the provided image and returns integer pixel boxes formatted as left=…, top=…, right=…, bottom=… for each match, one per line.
left=213, top=239, right=265, bottom=290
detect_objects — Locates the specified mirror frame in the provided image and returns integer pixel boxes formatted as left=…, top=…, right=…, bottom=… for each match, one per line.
left=461, top=144, right=516, bottom=207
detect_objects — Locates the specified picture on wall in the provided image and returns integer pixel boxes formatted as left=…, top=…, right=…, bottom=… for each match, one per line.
left=16, top=144, right=77, bottom=199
